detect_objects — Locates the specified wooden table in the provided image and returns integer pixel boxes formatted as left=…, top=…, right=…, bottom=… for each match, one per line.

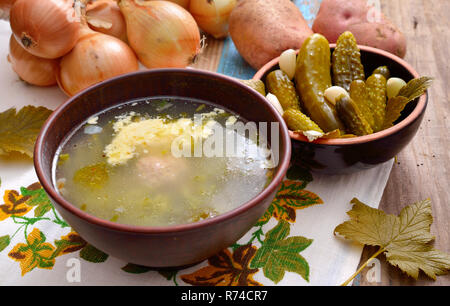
left=194, top=0, right=449, bottom=286
left=356, top=0, right=450, bottom=286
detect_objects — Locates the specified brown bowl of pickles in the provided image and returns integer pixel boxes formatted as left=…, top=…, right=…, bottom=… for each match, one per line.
left=252, top=32, right=431, bottom=174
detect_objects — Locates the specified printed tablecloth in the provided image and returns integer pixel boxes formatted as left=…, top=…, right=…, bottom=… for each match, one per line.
left=0, top=1, right=394, bottom=286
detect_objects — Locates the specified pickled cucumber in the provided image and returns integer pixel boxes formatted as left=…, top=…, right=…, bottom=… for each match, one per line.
left=373, top=66, right=390, bottom=80
left=283, top=108, right=323, bottom=133
left=332, top=31, right=365, bottom=92
left=266, top=70, right=301, bottom=111
left=295, top=34, right=345, bottom=133
left=349, top=80, right=375, bottom=129
left=241, top=79, right=266, bottom=96
left=336, top=95, right=373, bottom=136
left=366, top=74, right=387, bottom=132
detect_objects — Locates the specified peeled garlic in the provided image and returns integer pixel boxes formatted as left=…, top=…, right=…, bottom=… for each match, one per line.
left=279, top=49, right=296, bottom=80
left=387, top=77, right=407, bottom=99
left=266, top=93, right=284, bottom=115
left=324, top=86, right=349, bottom=105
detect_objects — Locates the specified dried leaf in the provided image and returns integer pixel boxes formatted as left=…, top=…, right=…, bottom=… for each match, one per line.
left=383, top=96, right=410, bottom=129
left=397, top=77, right=433, bottom=101
left=335, top=198, right=450, bottom=280
left=292, top=129, right=342, bottom=142
left=0, top=106, right=52, bottom=157
left=383, top=77, right=433, bottom=129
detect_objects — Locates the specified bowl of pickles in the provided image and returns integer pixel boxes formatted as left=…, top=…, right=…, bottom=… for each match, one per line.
left=250, top=32, right=432, bottom=174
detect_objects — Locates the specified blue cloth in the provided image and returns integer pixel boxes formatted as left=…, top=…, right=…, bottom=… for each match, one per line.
left=216, top=0, right=322, bottom=79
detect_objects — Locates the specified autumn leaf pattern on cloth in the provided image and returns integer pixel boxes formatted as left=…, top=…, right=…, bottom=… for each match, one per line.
left=0, top=183, right=108, bottom=275
left=0, top=190, right=32, bottom=221
left=8, top=228, right=56, bottom=276
left=181, top=245, right=262, bottom=286
left=250, top=220, right=312, bottom=283
left=1, top=164, right=317, bottom=284
left=257, top=180, right=323, bottom=225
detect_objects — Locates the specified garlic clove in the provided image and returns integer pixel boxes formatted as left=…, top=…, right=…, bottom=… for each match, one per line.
left=324, top=86, right=349, bottom=105
left=266, top=93, right=284, bottom=115
left=387, top=77, right=407, bottom=99
left=279, top=49, right=297, bottom=80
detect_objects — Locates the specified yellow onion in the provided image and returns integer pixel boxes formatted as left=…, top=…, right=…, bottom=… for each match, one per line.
left=86, top=0, right=128, bottom=42
left=149, top=0, right=190, bottom=10
left=10, top=0, right=80, bottom=59
left=118, top=0, right=201, bottom=68
left=189, top=0, right=236, bottom=39
left=0, top=0, right=17, bottom=19
left=58, top=25, right=139, bottom=96
left=7, top=34, right=59, bottom=86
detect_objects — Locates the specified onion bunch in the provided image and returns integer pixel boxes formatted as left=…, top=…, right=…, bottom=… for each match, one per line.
left=6, top=0, right=217, bottom=96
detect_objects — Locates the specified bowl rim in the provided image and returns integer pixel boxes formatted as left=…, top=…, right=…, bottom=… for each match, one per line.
left=34, top=68, right=292, bottom=234
left=253, top=44, right=428, bottom=145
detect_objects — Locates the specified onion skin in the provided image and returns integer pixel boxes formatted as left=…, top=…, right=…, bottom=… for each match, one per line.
left=119, top=0, right=201, bottom=68
left=8, top=34, right=58, bottom=86
left=58, top=30, right=139, bottom=96
left=0, top=0, right=17, bottom=19
left=10, top=0, right=80, bottom=59
left=150, top=0, right=190, bottom=10
left=87, top=0, right=128, bottom=42
left=189, top=0, right=236, bottom=39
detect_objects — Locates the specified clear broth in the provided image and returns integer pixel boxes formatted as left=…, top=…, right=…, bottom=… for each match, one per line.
left=53, top=97, right=273, bottom=227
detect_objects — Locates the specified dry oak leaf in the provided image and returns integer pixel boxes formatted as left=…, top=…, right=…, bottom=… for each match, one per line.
left=181, top=244, right=262, bottom=286
left=335, top=198, right=450, bottom=280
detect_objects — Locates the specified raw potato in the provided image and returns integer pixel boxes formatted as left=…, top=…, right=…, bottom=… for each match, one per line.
left=312, top=0, right=407, bottom=58
left=229, top=0, right=312, bottom=69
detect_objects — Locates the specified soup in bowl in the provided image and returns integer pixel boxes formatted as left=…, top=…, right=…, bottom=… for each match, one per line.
left=35, top=69, right=291, bottom=267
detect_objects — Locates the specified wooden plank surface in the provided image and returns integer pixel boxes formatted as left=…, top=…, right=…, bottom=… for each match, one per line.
left=356, top=0, right=450, bottom=286
left=194, top=0, right=449, bottom=286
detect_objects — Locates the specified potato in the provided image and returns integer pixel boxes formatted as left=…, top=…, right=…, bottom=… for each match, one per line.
left=312, top=0, right=407, bottom=58
left=229, top=0, right=312, bottom=69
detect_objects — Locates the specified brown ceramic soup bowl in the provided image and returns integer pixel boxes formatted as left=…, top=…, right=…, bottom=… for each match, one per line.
left=254, top=45, right=428, bottom=174
left=34, top=69, right=291, bottom=267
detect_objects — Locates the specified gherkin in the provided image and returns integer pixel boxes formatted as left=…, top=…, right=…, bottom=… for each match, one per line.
left=336, top=95, right=373, bottom=136
left=266, top=70, right=301, bottom=111
left=295, top=34, right=345, bottom=133
left=283, top=108, right=323, bottom=133
left=349, top=80, right=375, bottom=129
left=366, top=73, right=387, bottom=132
left=240, top=79, right=266, bottom=96
left=332, top=31, right=365, bottom=92
left=372, top=66, right=391, bottom=80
